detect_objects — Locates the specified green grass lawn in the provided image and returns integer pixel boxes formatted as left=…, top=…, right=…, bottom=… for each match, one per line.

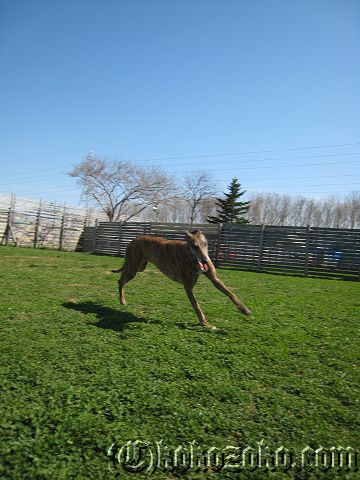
left=0, top=246, right=359, bottom=479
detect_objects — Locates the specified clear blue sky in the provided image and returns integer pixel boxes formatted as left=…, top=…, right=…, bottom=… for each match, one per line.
left=0, top=0, right=359, bottom=206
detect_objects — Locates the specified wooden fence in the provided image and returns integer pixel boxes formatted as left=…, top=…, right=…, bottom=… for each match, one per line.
left=2, top=194, right=358, bottom=280
left=217, top=224, right=360, bottom=279
left=83, top=222, right=220, bottom=258
left=0, top=195, right=107, bottom=251
left=82, top=222, right=360, bottom=280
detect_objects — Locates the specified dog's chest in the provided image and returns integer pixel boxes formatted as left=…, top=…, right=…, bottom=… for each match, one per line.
left=151, top=260, right=199, bottom=284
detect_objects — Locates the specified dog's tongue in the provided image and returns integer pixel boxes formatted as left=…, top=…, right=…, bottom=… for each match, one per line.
left=198, top=262, right=208, bottom=272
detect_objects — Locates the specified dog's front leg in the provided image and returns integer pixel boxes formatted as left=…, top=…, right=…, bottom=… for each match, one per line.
left=205, top=271, right=251, bottom=315
left=184, top=287, right=215, bottom=329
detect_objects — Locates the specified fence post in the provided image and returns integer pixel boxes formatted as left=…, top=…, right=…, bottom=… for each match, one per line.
left=93, top=219, right=98, bottom=252
left=4, top=207, right=11, bottom=245
left=304, top=224, right=311, bottom=276
left=1, top=208, right=10, bottom=245
left=9, top=194, right=17, bottom=246
left=214, top=223, right=223, bottom=266
left=118, top=221, right=123, bottom=256
left=2, top=196, right=17, bottom=246
left=59, top=205, right=66, bottom=251
left=257, top=224, right=265, bottom=270
left=33, top=200, right=42, bottom=248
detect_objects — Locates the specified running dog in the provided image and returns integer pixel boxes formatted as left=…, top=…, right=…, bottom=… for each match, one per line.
left=111, top=229, right=251, bottom=329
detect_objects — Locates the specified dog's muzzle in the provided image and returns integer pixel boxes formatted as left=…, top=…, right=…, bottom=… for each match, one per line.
left=197, top=256, right=210, bottom=272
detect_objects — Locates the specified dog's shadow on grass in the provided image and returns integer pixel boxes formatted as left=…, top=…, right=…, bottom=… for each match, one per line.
left=63, top=301, right=227, bottom=336
left=63, top=301, right=155, bottom=333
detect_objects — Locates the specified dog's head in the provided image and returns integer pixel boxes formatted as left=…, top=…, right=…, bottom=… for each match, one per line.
left=186, top=229, right=211, bottom=272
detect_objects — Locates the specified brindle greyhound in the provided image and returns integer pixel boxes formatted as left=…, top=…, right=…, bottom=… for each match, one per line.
left=111, top=229, right=251, bottom=329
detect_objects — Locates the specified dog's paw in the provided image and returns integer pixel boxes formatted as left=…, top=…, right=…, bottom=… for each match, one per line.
left=203, top=323, right=217, bottom=331
left=204, top=325, right=228, bottom=335
left=239, top=306, right=251, bottom=315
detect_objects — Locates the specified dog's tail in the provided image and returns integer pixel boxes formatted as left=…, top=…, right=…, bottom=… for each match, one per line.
left=111, top=267, right=124, bottom=273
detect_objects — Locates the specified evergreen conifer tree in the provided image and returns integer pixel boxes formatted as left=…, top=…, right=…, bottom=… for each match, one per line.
left=207, top=178, right=250, bottom=224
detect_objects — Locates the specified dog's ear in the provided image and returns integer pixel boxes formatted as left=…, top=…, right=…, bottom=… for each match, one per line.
left=185, top=229, right=202, bottom=240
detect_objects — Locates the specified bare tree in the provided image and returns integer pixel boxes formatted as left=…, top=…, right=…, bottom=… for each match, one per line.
left=182, top=171, right=217, bottom=223
left=68, top=153, right=176, bottom=222
left=248, top=191, right=360, bottom=228
left=344, top=191, right=360, bottom=229
left=198, top=196, right=218, bottom=223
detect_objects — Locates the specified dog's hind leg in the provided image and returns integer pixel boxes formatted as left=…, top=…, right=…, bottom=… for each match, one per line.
left=118, top=269, right=136, bottom=305
left=118, top=260, right=147, bottom=304
left=116, top=241, right=146, bottom=305
left=137, top=259, right=148, bottom=272
left=184, top=287, right=216, bottom=329
left=118, top=256, right=147, bottom=305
